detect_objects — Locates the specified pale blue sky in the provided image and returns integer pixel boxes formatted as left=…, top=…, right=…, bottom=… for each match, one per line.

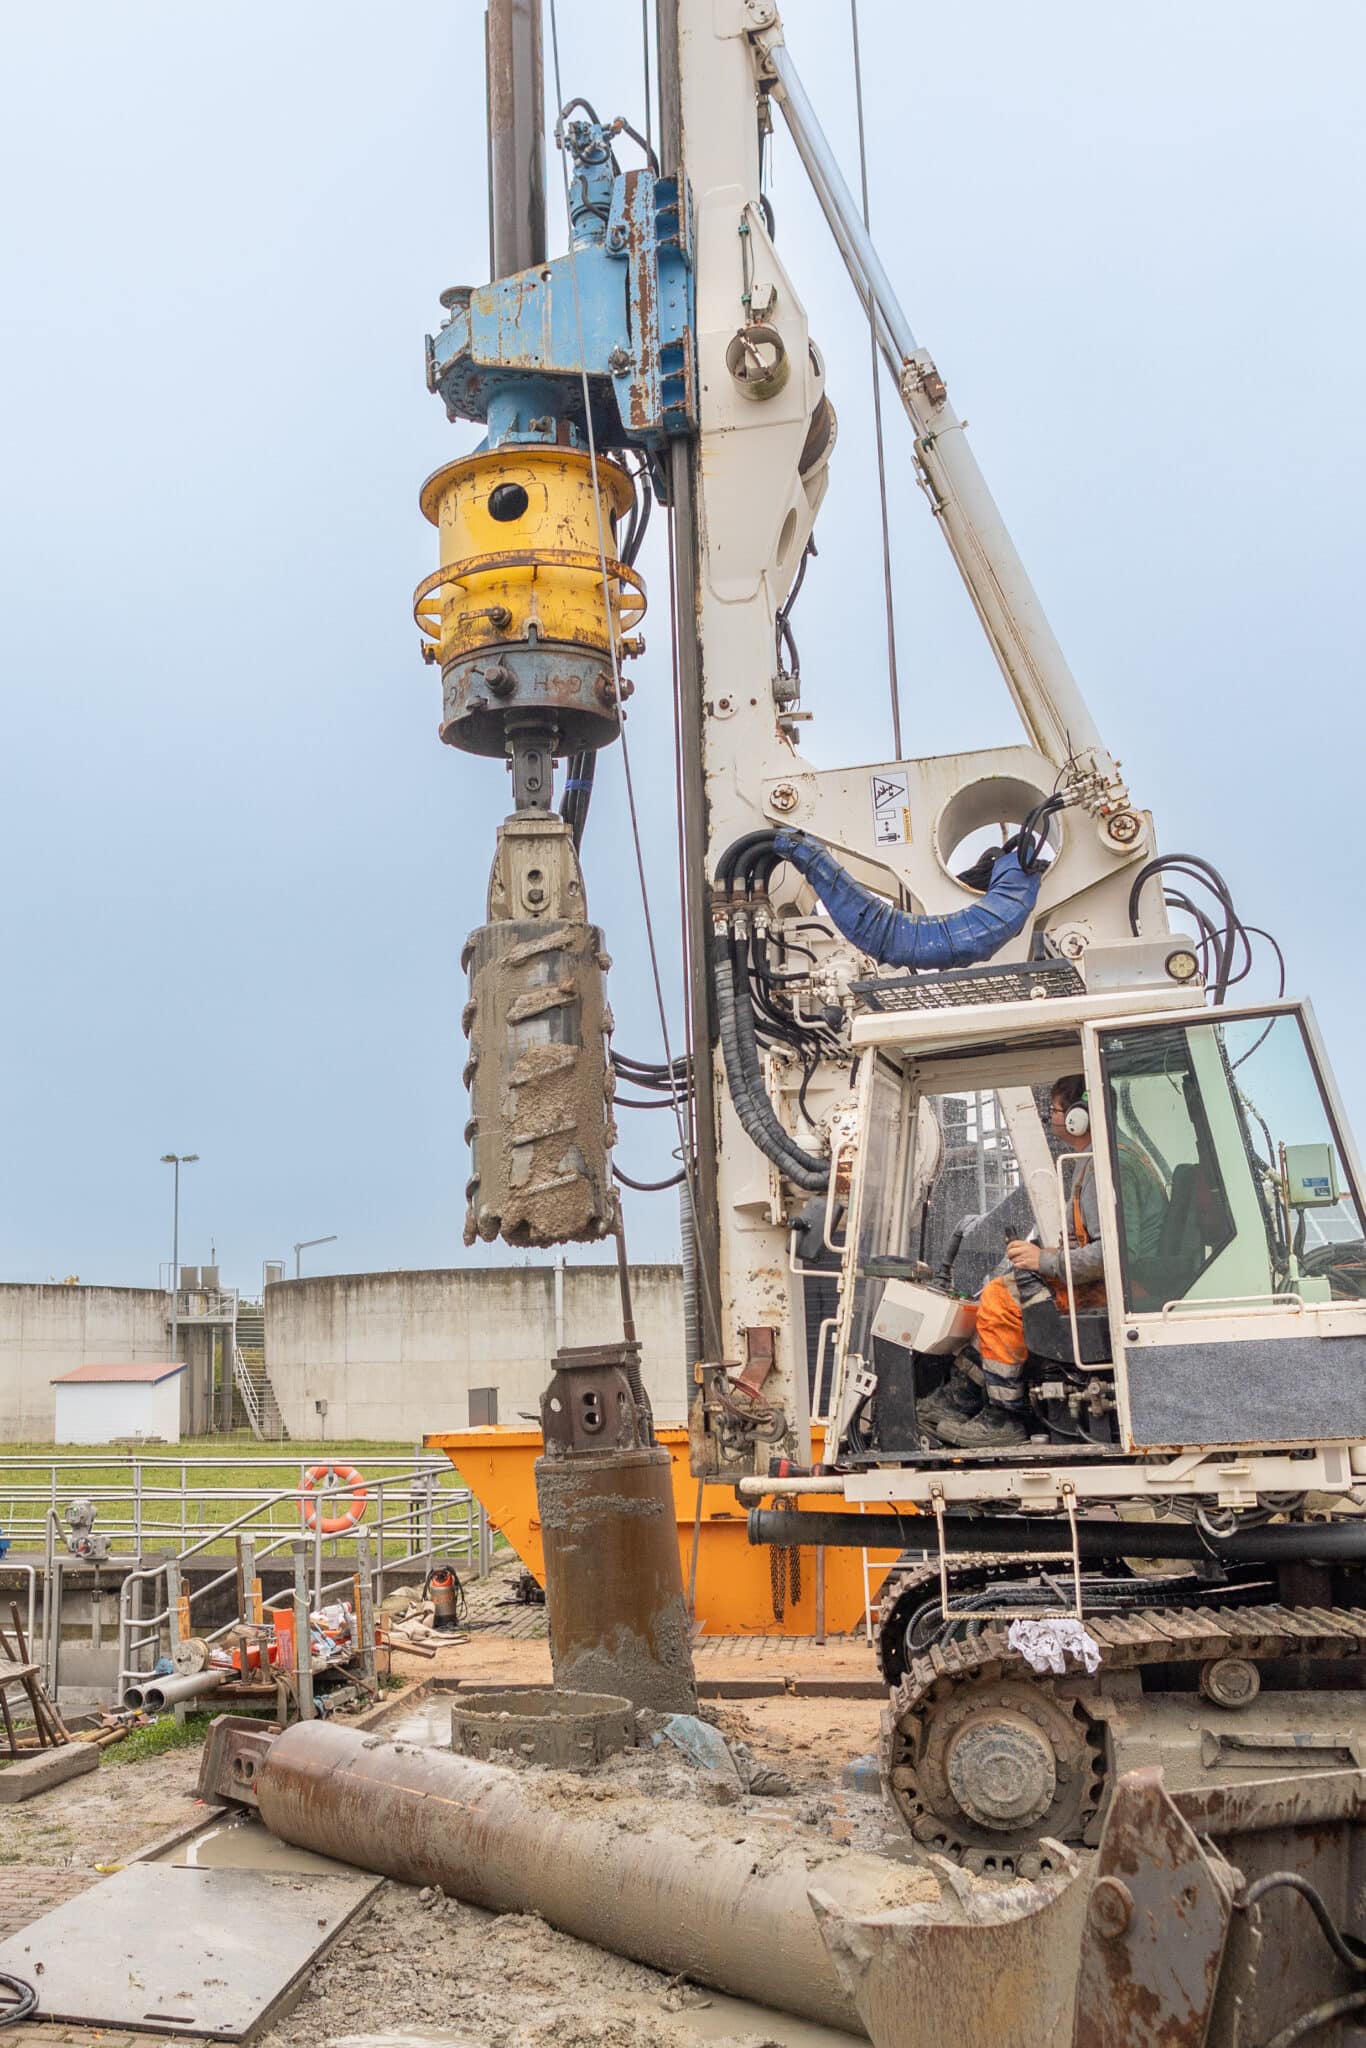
left=2, top=2, right=1362, bottom=1291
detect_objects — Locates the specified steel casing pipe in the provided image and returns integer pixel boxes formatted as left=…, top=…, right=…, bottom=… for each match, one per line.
left=536, top=1445, right=698, bottom=1714
left=246, top=1720, right=952, bottom=2033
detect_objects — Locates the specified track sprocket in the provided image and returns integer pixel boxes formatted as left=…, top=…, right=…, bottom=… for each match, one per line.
left=882, top=1668, right=1105, bottom=1877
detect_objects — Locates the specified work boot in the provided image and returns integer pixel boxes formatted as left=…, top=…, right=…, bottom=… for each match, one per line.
left=935, top=1402, right=1028, bottom=1449
left=917, top=1369, right=982, bottom=1436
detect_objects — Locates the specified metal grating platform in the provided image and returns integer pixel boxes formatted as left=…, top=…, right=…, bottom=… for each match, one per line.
left=852, top=958, right=1086, bottom=1012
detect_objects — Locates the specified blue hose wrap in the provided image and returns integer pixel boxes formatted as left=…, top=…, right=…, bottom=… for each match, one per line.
left=772, top=830, right=1041, bottom=970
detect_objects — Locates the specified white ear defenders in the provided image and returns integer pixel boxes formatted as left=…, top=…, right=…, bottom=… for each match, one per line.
left=1064, top=1095, right=1090, bottom=1138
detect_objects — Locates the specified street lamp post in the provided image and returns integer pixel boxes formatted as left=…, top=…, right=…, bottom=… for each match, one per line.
left=161, top=1153, right=199, bottom=1368
left=294, top=1234, right=338, bottom=1279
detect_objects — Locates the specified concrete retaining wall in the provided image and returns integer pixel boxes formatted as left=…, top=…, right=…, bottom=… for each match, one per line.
left=0, top=1285, right=171, bottom=1441
left=264, top=1264, right=687, bottom=1439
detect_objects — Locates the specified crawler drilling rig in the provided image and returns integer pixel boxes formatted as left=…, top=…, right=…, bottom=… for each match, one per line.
left=416, top=0, right=1366, bottom=2034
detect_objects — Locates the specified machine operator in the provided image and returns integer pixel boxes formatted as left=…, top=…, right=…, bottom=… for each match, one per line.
left=922, top=1074, right=1162, bottom=1449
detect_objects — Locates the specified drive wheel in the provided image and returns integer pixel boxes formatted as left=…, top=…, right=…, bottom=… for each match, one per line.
left=883, top=1673, right=1105, bottom=1875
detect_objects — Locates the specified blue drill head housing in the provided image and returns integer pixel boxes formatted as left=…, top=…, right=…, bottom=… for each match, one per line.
left=426, top=121, right=696, bottom=475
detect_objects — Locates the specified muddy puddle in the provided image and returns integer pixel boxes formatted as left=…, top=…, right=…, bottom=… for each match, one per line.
left=367, top=1694, right=456, bottom=1747
left=335, top=2002, right=853, bottom=2048
left=160, top=1811, right=354, bottom=1877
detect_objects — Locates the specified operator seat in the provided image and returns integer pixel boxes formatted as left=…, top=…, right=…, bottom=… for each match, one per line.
left=1126, top=1161, right=1207, bottom=1308
left=1020, top=1295, right=1112, bottom=1367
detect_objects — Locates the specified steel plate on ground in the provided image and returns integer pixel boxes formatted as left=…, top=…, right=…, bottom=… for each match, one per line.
left=0, top=1861, right=381, bottom=2040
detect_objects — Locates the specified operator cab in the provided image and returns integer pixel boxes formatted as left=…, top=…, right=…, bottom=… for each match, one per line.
left=824, top=974, right=1366, bottom=1470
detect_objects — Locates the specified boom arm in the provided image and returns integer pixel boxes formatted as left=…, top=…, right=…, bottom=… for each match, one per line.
left=751, top=14, right=1135, bottom=836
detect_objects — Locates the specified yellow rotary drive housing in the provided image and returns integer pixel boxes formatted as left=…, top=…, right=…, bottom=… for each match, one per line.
left=415, top=446, right=646, bottom=759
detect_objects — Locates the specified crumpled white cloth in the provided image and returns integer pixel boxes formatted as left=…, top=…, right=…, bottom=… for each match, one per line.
left=1007, top=1617, right=1102, bottom=1675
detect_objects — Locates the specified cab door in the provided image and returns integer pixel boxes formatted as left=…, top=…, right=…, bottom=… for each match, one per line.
left=1084, top=1002, right=1366, bottom=1452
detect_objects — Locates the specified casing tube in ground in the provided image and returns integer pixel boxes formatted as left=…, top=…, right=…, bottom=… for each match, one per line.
left=536, top=1445, right=698, bottom=1713
left=248, top=1720, right=949, bottom=2033
left=748, top=1508, right=1366, bottom=1565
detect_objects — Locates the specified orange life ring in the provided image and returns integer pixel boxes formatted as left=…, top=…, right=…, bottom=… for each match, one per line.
left=299, top=1462, right=367, bottom=1535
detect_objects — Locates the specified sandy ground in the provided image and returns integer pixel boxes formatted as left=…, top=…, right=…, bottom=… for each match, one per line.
left=0, top=1743, right=207, bottom=1873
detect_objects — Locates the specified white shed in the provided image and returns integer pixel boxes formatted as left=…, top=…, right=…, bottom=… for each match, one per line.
left=50, top=1361, right=186, bottom=1445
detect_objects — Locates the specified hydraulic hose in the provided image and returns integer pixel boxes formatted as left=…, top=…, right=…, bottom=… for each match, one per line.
left=713, top=931, right=829, bottom=1190
left=773, top=829, right=1041, bottom=970
left=748, top=1507, right=1366, bottom=1565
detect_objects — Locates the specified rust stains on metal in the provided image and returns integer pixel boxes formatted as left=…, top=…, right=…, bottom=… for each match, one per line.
left=1072, top=1768, right=1232, bottom=2048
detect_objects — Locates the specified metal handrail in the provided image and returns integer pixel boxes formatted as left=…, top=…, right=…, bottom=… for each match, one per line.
left=1056, top=1149, right=1095, bottom=1373
left=115, top=1463, right=483, bottom=1692
left=1, top=1452, right=461, bottom=1552
left=232, top=1345, right=266, bottom=1438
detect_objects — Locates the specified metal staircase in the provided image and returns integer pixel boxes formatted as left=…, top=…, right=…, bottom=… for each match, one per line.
left=233, top=1301, right=289, bottom=1439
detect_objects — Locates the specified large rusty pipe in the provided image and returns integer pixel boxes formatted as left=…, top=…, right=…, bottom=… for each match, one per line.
left=486, top=0, right=545, bottom=280
left=245, top=1720, right=949, bottom=2033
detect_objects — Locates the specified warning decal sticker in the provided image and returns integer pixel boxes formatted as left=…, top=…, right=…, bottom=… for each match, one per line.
left=870, top=770, right=910, bottom=845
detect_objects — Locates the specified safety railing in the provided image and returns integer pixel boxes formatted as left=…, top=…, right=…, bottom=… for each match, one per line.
left=114, top=1463, right=485, bottom=1705
left=232, top=1347, right=266, bottom=1438
left=0, top=1452, right=470, bottom=1560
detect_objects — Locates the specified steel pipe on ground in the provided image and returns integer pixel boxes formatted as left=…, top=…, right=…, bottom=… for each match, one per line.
left=124, top=1668, right=228, bottom=1712
left=235, top=1720, right=960, bottom=2034
left=748, top=1507, right=1366, bottom=1565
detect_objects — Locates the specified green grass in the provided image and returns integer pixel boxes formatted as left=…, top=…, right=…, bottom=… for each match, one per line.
left=104, top=1710, right=216, bottom=1765
left=1, top=1436, right=478, bottom=1562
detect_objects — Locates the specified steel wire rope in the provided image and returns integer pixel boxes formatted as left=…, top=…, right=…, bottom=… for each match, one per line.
left=548, top=0, right=722, bottom=1357
left=849, top=0, right=902, bottom=758
left=640, top=0, right=653, bottom=157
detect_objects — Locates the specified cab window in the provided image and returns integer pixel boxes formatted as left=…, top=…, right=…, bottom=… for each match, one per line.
left=1099, top=1011, right=1366, bottom=1312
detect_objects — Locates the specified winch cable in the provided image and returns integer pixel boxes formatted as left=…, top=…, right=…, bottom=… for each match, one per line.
left=548, top=0, right=723, bottom=1355
left=849, top=0, right=902, bottom=758
left=560, top=454, right=651, bottom=850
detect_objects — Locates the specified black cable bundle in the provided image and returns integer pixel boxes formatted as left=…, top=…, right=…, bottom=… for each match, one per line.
left=711, top=831, right=834, bottom=1190
left=0, top=1973, right=37, bottom=2030
left=1127, top=852, right=1285, bottom=1007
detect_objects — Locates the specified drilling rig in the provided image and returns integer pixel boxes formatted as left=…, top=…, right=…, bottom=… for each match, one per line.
left=414, top=0, right=1366, bottom=2035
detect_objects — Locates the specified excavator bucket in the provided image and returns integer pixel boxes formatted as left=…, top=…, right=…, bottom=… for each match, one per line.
left=810, top=1846, right=1086, bottom=2048
left=814, top=1767, right=1366, bottom=2048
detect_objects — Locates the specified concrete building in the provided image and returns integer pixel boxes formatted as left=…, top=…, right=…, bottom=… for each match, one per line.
left=264, top=1264, right=687, bottom=1440
left=0, top=1285, right=172, bottom=1442
left=0, top=1266, right=687, bottom=1443
left=51, top=1360, right=186, bottom=1444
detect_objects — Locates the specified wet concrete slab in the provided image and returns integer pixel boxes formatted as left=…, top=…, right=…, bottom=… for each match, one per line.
left=0, top=1862, right=381, bottom=2040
